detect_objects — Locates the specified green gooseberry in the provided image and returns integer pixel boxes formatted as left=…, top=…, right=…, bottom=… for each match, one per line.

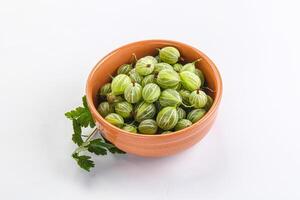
left=153, top=62, right=173, bottom=73
left=180, top=59, right=201, bottom=73
left=159, top=46, right=180, bottom=64
left=135, top=56, right=157, bottom=76
left=134, top=101, right=156, bottom=122
left=99, top=83, right=111, bottom=96
left=117, top=64, right=133, bottom=75
left=174, top=119, right=192, bottom=131
left=111, top=74, right=131, bottom=95
left=177, top=107, right=186, bottom=120
left=107, top=93, right=124, bottom=104
left=187, top=109, right=206, bottom=123
left=122, top=124, right=137, bottom=133
left=204, top=95, right=213, bottom=111
left=179, top=71, right=201, bottom=91
left=189, top=90, right=208, bottom=108
left=115, top=101, right=133, bottom=119
left=156, top=106, right=178, bottom=130
left=159, top=89, right=183, bottom=107
left=128, top=68, right=143, bottom=84
left=170, top=82, right=182, bottom=91
left=105, top=113, right=124, bottom=128
left=138, top=119, right=158, bottom=135
left=173, top=63, right=183, bottom=72
left=141, top=74, right=156, bottom=87
left=195, top=68, right=205, bottom=86
left=157, top=69, right=180, bottom=89
left=124, top=82, right=142, bottom=103
left=142, top=83, right=161, bottom=103
left=97, top=101, right=114, bottom=117
left=155, top=55, right=160, bottom=62
left=179, top=89, right=191, bottom=106
left=161, top=131, right=173, bottom=134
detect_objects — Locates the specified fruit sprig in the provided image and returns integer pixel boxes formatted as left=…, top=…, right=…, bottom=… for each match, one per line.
left=65, top=96, right=125, bottom=172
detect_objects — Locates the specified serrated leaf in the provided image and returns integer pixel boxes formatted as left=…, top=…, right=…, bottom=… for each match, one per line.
left=72, top=120, right=83, bottom=146
left=87, top=139, right=108, bottom=155
left=102, top=137, right=126, bottom=154
left=89, top=117, right=96, bottom=128
left=75, top=107, right=86, bottom=114
left=65, top=107, right=86, bottom=120
left=67, top=95, right=126, bottom=172
left=77, top=112, right=91, bottom=127
left=108, top=147, right=126, bottom=154
left=72, top=153, right=94, bottom=172
left=65, top=96, right=95, bottom=129
left=102, top=136, right=112, bottom=144
left=65, top=112, right=73, bottom=119
left=93, top=138, right=115, bottom=148
left=82, top=96, right=88, bottom=109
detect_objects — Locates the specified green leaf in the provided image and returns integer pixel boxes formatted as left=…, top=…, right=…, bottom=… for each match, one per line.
left=102, top=137, right=126, bottom=154
left=65, top=107, right=86, bottom=120
left=77, top=112, right=91, bottom=127
left=82, top=96, right=95, bottom=128
left=72, top=120, right=83, bottom=146
left=82, top=96, right=88, bottom=109
left=68, top=95, right=125, bottom=172
left=87, top=139, right=108, bottom=155
left=108, top=147, right=126, bottom=154
left=89, top=119, right=96, bottom=128
left=72, top=153, right=94, bottom=172
left=65, top=96, right=95, bottom=126
left=65, top=112, right=73, bottom=119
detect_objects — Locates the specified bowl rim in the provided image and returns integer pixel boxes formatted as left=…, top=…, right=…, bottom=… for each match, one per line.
left=86, top=39, right=223, bottom=138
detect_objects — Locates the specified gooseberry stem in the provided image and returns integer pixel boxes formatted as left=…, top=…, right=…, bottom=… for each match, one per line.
left=131, top=53, right=138, bottom=64
left=181, top=102, right=193, bottom=108
left=193, top=58, right=202, bottom=64
left=202, top=86, right=215, bottom=93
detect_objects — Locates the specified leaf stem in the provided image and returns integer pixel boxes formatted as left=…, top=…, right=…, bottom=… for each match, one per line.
left=73, top=145, right=88, bottom=155
left=86, top=128, right=98, bottom=142
left=73, top=128, right=98, bottom=156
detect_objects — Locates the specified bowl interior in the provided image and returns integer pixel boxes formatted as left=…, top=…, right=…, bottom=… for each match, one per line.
left=87, top=40, right=220, bottom=110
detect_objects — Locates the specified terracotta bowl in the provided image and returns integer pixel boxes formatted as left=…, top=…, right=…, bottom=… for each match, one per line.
left=86, top=40, right=222, bottom=157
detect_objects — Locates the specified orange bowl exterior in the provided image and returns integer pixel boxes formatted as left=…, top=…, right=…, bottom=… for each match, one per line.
left=86, top=40, right=222, bottom=157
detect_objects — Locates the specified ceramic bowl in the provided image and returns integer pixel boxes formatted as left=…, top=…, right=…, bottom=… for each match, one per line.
left=86, top=39, right=222, bottom=157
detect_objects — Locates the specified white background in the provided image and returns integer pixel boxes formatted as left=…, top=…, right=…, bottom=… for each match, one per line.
left=1, top=0, right=300, bottom=199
